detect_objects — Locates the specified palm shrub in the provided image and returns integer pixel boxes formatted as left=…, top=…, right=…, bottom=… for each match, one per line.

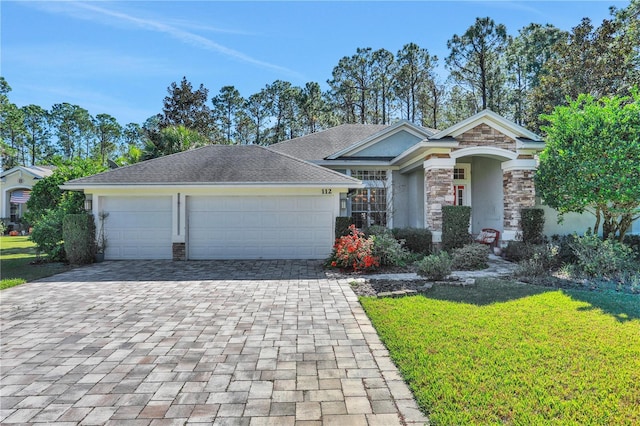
left=417, top=252, right=453, bottom=280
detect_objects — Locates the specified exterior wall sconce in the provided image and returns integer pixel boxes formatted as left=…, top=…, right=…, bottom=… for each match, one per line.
left=340, top=198, right=347, bottom=210
left=84, top=198, right=93, bottom=212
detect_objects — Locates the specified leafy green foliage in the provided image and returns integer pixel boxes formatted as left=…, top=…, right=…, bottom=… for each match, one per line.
left=569, top=233, right=637, bottom=278
left=392, top=227, right=432, bottom=255
left=63, top=214, right=96, bottom=265
left=361, top=283, right=640, bottom=424
left=536, top=90, right=640, bottom=241
left=371, top=233, right=410, bottom=267
left=29, top=208, right=67, bottom=261
left=26, top=158, right=106, bottom=260
left=142, top=125, right=210, bottom=160
left=442, top=205, right=472, bottom=251
left=451, top=243, right=490, bottom=270
left=0, top=236, right=71, bottom=284
left=521, top=208, right=545, bottom=244
left=416, top=252, right=452, bottom=280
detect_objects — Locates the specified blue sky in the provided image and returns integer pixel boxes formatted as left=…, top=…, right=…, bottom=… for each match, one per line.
left=1, top=1, right=626, bottom=126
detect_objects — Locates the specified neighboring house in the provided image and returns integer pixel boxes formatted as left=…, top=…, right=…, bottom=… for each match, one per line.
left=62, top=109, right=638, bottom=260
left=0, top=165, right=55, bottom=230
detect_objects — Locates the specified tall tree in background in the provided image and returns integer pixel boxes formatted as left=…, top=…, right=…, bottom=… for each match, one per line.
left=211, top=86, right=244, bottom=144
left=22, top=105, right=52, bottom=166
left=418, top=79, right=447, bottom=129
left=394, top=43, right=437, bottom=123
left=265, top=80, right=302, bottom=143
left=371, top=48, right=396, bottom=125
left=93, top=113, right=122, bottom=165
left=297, top=82, right=329, bottom=134
left=328, top=48, right=376, bottom=124
left=0, top=79, right=26, bottom=168
left=142, top=125, right=209, bottom=160
left=243, top=92, right=270, bottom=145
left=161, top=77, right=216, bottom=140
left=506, top=24, right=566, bottom=125
left=529, top=4, right=639, bottom=131
left=50, top=103, right=94, bottom=159
left=446, top=17, right=509, bottom=115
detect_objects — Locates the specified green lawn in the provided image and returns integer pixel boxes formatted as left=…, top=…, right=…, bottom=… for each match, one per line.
left=0, top=236, right=71, bottom=288
left=361, top=279, right=640, bottom=425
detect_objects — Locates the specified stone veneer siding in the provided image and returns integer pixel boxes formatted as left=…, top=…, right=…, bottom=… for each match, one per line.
left=425, top=168, right=453, bottom=231
left=456, top=123, right=516, bottom=151
left=503, top=169, right=536, bottom=231
left=172, top=242, right=186, bottom=261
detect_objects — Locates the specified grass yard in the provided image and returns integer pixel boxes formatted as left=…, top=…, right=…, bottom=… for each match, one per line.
left=361, top=279, right=640, bottom=425
left=0, top=236, right=71, bottom=288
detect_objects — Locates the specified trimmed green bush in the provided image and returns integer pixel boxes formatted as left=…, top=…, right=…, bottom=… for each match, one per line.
left=417, top=252, right=453, bottom=280
left=442, top=206, right=471, bottom=251
left=623, top=234, right=640, bottom=260
left=372, top=233, right=410, bottom=267
left=392, top=227, right=432, bottom=255
left=364, top=225, right=391, bottom=237
left=521, top=208, right=545, bottom=244
left=451, top=243, right=490, bottom=270
left=335, top=216, right=353, bottom=239
left=63, top=214, right=96, bottom=265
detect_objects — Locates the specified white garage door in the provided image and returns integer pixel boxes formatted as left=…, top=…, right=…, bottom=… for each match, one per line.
left=188, top=196, right=334, bottom=259
left=102, top=196, right=172, bottom=260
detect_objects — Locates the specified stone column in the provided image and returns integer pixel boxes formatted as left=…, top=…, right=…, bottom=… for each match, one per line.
left=502, top=159, right=537, bottom=241
left=424, top=157, right=455, bottom=243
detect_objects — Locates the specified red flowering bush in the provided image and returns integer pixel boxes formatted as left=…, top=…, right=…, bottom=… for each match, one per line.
left=329, top=224, right=380, bottom=272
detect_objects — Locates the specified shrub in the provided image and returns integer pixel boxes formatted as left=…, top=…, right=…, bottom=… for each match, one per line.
left=521, top=208, right=545, bottom=244
left=417, top=252, right=453, bottom=280
left=372, top=233, right=410, bottom=267
left=550, top=234, right=579, bottom=265
left=392, top=227, right=432, bottom=255
left=570, top=233, right=635, bottom=278
left=442, top=206, right=471, bottom=251
left=364, top=224, right=391, bottom=237
left=451, top=243, right=490, bottom=270
left=335, top=216, right=353, bottom=239
left=0, top=218, right=6, bottom=235
left=514, top=244, right=559, bottom=277
left=623, top=234, right=640, bottom=260
left=329, top=224, right=379, bottom=272
left=29, top=208, right=67, bottom=261
left=63, top=214, right=96, bottom=265
left=503, top=241, right=537, bottom=262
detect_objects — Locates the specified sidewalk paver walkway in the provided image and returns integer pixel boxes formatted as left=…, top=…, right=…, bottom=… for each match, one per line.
left=1, top=260, right=428, bottom=425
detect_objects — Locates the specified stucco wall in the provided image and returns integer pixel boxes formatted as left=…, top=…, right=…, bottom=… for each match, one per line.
left=391, top=170, right=409, bottom=228
left=353, top=130, right=422, bottom=157
left=539, top=203, right=640, bottom=237
left=470, top=157, right=503, bottom=234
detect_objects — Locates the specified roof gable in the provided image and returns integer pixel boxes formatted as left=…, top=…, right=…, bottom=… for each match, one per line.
left=269, top=124, right=388, bottom=161
left=1, top=165, right=55, bottom=180
left=429, top=109, right=542, bottom=141
left=64, top=145, right=361, bottom=187
left=327, top=120, right=434, bottom=159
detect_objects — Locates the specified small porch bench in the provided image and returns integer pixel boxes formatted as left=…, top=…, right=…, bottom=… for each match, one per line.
left=475, top=228, right=500, bottom=248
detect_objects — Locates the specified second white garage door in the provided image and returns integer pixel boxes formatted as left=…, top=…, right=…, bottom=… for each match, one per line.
left=187, top=196, right=334, bottom=259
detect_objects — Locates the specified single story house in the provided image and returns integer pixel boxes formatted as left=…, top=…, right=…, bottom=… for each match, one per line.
left=1, top=165, right=55, bottom=230
left=63, top=109, right=638, bottom=260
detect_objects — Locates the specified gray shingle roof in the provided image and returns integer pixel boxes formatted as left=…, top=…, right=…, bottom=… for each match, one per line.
left=269, top=124, right=389, bottom=161
left=65, top=145, right=360, bottom=186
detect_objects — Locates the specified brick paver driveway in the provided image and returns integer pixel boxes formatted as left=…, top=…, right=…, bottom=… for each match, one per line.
left=1, top=260, right=428, bottom=425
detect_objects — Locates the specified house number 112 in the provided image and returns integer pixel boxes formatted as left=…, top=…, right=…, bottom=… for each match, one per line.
left=322, top=188, right=332, bottom=194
